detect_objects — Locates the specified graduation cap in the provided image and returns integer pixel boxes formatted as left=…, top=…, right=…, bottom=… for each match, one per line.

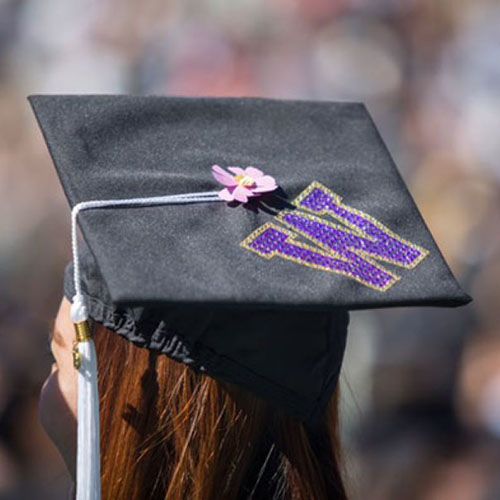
left=29, top=95, right=471, bottom=500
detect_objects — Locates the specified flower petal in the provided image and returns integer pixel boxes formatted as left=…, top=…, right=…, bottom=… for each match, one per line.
left=218, top=187, right=234, bottom=201
left=233, top=185, right=251, bottom=203
left=245, top=166, right=264, bottom=178
left=212, top=165, right=236, bottom=187
left=227, top=166, right=245, bottom=176
left=253, top=175, right=277, bottom=193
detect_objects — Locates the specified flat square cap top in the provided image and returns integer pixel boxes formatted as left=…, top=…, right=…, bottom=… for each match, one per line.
left=29, top=94, right=470, bottom=310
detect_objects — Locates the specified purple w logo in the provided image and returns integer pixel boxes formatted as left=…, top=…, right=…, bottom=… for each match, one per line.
left=240, top=181, right=428, bottom=291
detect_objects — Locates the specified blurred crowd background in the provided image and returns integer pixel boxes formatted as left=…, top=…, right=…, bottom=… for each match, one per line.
left=0, top=0, right=499, bottom=498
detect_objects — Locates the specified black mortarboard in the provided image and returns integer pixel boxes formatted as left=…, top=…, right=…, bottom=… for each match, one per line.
left=29, top=94, right=470, bottom=498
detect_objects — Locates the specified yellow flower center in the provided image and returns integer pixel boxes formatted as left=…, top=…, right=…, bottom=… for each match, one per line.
left=234, top=174, right=255, bottom=187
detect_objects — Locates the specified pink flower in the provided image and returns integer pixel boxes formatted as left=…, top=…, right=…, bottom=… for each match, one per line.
left=211, top=165, right=278, bottom=203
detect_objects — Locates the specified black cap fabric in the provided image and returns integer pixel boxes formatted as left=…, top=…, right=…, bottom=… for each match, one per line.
left=29, top=94, right=471, bottom=422
left=29, top=94, right=470, bottom=310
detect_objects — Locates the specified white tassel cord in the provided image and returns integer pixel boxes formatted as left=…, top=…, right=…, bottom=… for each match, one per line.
left=71, top=191, right=221, bottom=297
left=70, top=190, right=222, bottom=500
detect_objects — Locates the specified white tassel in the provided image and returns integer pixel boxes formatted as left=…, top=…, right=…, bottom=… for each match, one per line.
left=71, top=295, right=101, bottom=500
left=76, top=338, right=100, bottom=500
left=68, top=190, right=222, bottom=499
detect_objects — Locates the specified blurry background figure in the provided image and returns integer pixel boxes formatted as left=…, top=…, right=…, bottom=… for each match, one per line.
left=0, top=0, right=498, bottom=498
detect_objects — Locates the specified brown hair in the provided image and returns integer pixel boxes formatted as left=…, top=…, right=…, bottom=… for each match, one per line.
left=95, top=323, right=348, bottom=500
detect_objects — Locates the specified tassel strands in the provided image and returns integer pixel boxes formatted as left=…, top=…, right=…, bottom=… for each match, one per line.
left=71, top=294, right=101, bottom=500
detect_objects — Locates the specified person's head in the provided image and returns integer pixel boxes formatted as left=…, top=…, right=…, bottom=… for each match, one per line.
left=40, top=297, right=348, bottom=499
left=31, top=94, right=470, bottom=500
